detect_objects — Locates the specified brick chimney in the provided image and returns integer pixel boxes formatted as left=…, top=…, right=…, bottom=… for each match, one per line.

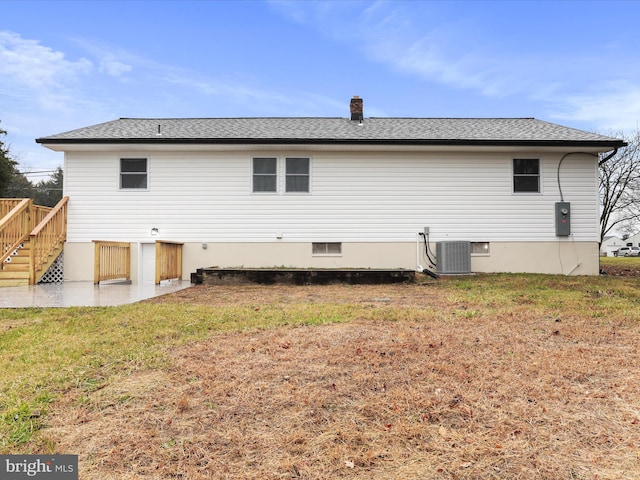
left=350, top=96, right=363, bottom=122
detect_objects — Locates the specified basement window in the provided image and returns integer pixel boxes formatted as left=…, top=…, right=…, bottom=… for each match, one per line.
left=312, top=242, right=342, bottom=255
left=120, top=158, right=147, bottom=189
left=513, top=158, right=540, bottom=193
left=470, top=242, right=490, bottom=255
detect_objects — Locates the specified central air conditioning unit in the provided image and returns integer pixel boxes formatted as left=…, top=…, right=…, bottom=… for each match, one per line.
left=436, top=241, right=471, bottom=275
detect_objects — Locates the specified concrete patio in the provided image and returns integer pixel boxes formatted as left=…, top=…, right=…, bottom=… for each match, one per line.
left=0, top=280, right=192, bottom=308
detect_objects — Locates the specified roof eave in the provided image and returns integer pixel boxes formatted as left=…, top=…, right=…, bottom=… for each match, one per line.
left=36, top=138, right=628, bottom=149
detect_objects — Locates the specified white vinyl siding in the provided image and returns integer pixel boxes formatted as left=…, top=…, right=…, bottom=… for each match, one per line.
left=64, top=150, right=600, bottom=244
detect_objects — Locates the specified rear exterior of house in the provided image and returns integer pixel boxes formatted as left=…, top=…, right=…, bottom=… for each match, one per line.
left=36, top=99, right=625, bottom=280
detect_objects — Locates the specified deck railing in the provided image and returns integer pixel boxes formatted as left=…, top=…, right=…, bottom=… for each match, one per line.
left=29, top=197, right=68, bottom=284
left=0, top=199, right=32, bottom=265
left=0, top=199, right=26, bottom=218
left=156, top=240, right=183, bottom=284
left=33, top=205, right=53, bottom=225
left=93, top=241, right=131, bottom=284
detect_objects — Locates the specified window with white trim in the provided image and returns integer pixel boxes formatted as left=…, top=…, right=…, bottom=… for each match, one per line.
left=252, top=156, right=311, bottom=193
left=253, top=157, right=277, bottom=193
left=513, top=158, right=540, bottom=193
left=286, top=157, right=310, bottom=193
left=120, top=158, right=147, bottom=189
left=312, top=242, right=342, bottom=255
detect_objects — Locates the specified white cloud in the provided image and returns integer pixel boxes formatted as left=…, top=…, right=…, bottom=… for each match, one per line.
left=268, top=2, right=521, bottom=97
left=269, top=1, right=640, bottom=131
left=550, top=82, right=640, bottom=133
left=99, top=57, right=132, bottom=77
left=162, top=69, right=344, bottom=116
left=0, top=31, right=93, bottom=91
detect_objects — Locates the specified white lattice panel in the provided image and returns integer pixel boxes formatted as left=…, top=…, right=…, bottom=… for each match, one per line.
left=39, top=252, right=64, bottom=284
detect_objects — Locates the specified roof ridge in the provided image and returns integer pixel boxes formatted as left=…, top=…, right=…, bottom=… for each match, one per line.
left=118, top=117, right=347, bottom=120
left=116, top=116, right=538, bottom=121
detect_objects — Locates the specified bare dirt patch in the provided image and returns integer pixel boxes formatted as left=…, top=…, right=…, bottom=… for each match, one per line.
left=47, top=284, right=640, bottom=479
left=600, top=261, right=640, bottom=277
left=143, top=283, right=449, bottom=307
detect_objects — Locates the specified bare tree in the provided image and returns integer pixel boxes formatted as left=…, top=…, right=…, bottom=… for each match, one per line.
left=599, top=130, right=640, bottom=242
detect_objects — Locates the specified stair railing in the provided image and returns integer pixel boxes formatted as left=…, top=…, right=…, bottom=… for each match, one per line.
left=0, top=199, right=32, bottom=266
left=29, top=197, right=69, bottom=284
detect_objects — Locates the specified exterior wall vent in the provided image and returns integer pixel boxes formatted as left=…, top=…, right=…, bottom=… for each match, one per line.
left=436, top=241, right=471, bottom=274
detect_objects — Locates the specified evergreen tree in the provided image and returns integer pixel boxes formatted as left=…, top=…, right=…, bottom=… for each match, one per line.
left=0, top=124, right=19, bottom=197
left=34, top=166, right=63, bottom=207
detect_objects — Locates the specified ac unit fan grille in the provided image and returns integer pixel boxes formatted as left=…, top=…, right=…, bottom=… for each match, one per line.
left=436, top=241, right=471, bottom=274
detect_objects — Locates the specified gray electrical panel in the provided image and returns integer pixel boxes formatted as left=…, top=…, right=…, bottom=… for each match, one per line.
left=555, top=202, right=571, bottom=236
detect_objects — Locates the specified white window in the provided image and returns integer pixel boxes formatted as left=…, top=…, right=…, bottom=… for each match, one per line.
left=312, top=242, right=342, bottom=255
left=253, top=157, right=277, bottom=193
left=513, top=159, right=540, bottom=193
left=252, top=156, right=311, bottom=193
left=120, top=158, right=147, bottom=189
left=470, top=242, right=490, bottom=255
left=286, top=157, right=310, bottom=193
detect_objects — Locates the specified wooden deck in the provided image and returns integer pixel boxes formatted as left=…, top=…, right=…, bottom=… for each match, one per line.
left=193, top=268, right=415, bottom=286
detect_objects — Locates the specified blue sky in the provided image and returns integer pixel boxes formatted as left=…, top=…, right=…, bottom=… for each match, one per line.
left=2, top=0, right=639, bottom=176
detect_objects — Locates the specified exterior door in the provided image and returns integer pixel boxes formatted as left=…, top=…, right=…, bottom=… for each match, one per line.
left=141, top=243, right=156, bottom=284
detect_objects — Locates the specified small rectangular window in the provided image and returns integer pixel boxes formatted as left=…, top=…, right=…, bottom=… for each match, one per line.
left=470, top=242, right=490, bottom=255
left=286, top=157, right=310, bottom=193
left=513, top=158, right=540, bottom=193
left=312, top=242, right=342, bottom=255
left=120, top=158, right=147, bottom=189
left=253, top=157, right=277, bottom=192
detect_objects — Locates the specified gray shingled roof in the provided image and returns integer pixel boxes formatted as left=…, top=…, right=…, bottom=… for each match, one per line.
left=36, top=117, right=625, bottom=148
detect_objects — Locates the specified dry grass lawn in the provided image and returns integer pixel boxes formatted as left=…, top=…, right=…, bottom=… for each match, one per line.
left=42, top=279, right=640, bottom=480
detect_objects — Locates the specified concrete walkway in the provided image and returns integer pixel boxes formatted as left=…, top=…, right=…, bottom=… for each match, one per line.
left=0, top=281, right=192, bottom=308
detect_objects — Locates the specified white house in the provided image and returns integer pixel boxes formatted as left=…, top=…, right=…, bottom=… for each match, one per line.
left=600, top=236, right=626, bottom=257
left=36, top=97, right=625, bottom=280
left=623, top=232, right=640, bottom=248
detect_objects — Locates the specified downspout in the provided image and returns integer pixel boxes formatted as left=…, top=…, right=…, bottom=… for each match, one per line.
left=598, top=147, right=619, bottom=167
left=596, top=148, right=619, bottom=273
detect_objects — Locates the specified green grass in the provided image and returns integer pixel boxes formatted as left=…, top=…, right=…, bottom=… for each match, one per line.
left=1, top=266, right=639, bottom=452
left=0, top=302, right=359, bottom=451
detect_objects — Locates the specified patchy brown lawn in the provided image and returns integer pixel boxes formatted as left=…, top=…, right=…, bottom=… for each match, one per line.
left=600, top=257, right=640, bottom=277
left=43, top=282, right=640, bottom=480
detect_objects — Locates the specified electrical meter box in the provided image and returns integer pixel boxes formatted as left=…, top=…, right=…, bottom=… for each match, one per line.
left=555, top=202, right=571, bottom=236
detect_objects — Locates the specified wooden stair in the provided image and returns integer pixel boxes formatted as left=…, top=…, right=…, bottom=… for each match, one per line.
left=0, top=197, right=68, bottom=286
left=0, top=241, right=31, bottom=287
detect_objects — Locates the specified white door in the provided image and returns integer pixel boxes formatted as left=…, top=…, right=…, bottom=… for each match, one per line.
left=141, top=243, right=156, bottom=284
